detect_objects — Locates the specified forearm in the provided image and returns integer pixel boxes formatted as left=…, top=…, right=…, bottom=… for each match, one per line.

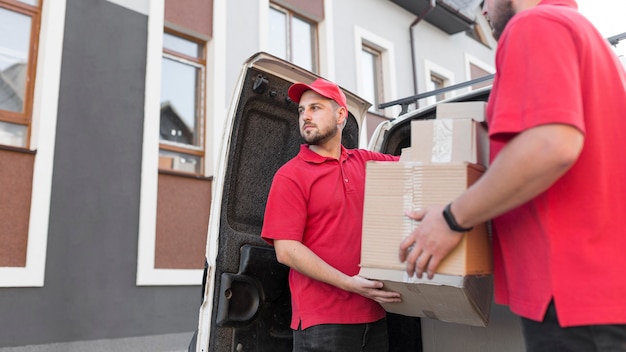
left=274, top=239, right=350, bottom=290
left=275, top=239, right=402, bottom=302
left=399, top=124, right=584, bottom=279
left=452, top=124, right=584, bottom=228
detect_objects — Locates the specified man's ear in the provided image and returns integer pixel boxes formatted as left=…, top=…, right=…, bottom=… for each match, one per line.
left=337, top=106, right=348, bottom=126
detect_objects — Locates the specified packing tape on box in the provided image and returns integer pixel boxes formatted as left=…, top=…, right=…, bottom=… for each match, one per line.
left=431, top=119, right=453, bottom=163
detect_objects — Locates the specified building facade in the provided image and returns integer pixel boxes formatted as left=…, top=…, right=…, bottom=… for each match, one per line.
left=0, top=0, right=505, bottom=349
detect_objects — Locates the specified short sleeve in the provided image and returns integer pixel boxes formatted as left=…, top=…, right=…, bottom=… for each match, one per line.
left=489, top=14, right=585, bottom=138
left=260, top=173, right=307, bottom=245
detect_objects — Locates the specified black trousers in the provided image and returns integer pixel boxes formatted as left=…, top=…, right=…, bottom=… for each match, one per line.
left=521, top=301, right=626, bottom=352
left=293, top=318, right=388, bottom=352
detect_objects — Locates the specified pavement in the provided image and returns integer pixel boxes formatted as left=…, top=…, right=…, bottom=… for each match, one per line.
left=0, top=332, right=193, bottom=352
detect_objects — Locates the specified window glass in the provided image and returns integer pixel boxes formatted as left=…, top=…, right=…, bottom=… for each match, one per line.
left=361, top=49, right=379, bottom=112
left=268, top=7, right=287, bottom=60
left=469, top=63, right=492, bottom=90
left=160, top=56, right=201, bottom=147
left=17, top=0, right=38, bottom=6
left=159, top=31, right=206, bottom=174
left=430, top=74, right=446, bottom=101
left=362, top=45, right=385, bottom=113
left=0, top=7, right=32, bottom=114
left=268, top=4, right=317, bottom=73
left=291, top=16, right=314, bottom=71
left=163, top=33, right=200, bottom=58
left=0, top=120, right=27, bottom=147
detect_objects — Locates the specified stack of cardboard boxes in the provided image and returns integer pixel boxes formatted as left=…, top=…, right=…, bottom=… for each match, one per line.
left=359, top=101, right=493, bottom=327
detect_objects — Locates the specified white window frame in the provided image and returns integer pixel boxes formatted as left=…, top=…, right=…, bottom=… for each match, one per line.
left=0, top=0, right=66, bottom=287
left=136, top=0, right=221, bottom=286
left=360, top=44, right=384, bottom=114
left=464, top=52, right=495, bottom=85
left=423, top=59, right=455, bottom=106
left=159, top=34, right=207, bottom=175
left=105, top=0, right=149, bottom=15
left=266, top=3, right=319, bottom=73
left=259, top=0, right=334, bottom=78
left=353, top=26, right=398, bottom=146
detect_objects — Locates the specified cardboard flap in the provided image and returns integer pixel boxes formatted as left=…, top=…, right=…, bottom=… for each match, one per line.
left=410, top=119, right=489, bottom=166
left=360, top=267, right=494, bottom=327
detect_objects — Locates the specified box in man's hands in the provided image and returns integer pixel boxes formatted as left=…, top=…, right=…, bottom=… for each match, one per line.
left=359, top=161, right=493, bottom=326
left=359, top=102, right=493, bottom=326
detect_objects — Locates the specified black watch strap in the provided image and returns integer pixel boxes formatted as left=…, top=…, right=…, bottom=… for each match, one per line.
left=442, top=203, right=473, bottom=232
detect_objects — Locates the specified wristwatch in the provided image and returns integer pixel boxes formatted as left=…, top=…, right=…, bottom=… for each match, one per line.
left=442, top=203, right=473, bottom=232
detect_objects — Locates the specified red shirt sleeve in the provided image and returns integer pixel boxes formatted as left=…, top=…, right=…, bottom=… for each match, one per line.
left=487, top=13, right=586, bottom=140
left=261, top=172, right=307, bottom=245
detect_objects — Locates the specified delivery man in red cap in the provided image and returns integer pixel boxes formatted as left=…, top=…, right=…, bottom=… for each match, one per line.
left=262, top=78, right=401, bottom=351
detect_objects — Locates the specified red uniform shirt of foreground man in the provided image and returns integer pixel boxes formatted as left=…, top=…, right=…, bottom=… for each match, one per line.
left=399, top=0, right=626, bottom=350
left=262, top=78, right=400, bottom=351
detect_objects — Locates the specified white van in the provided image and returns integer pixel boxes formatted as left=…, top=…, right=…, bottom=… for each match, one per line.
left=188, top=52, right=524, bottom=352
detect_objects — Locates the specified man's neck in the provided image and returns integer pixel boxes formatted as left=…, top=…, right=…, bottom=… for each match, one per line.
left=513, top=0, right=542, bottom=13
left=309, top=142, right=342, bottom=160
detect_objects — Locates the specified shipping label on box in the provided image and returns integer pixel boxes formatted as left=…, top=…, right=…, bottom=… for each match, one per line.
left=411, top=119, right=489, bottom=167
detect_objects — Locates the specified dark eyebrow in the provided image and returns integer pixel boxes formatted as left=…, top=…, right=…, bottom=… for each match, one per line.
left=299, top=102, right=323, bottom=110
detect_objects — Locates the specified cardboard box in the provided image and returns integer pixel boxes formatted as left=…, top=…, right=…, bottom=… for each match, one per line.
left=359, top=161, right=493, bottom=326
left=360, top=267, right=493, bottom=327
left=361, top=162, right=491, bottom=275
left=436, top=101, right=486, bottom=122
left=410, top=119, right=489, bottom=167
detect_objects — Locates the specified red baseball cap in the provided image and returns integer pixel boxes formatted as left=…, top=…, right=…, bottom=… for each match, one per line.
left=288, top=78, right=348, bottom=112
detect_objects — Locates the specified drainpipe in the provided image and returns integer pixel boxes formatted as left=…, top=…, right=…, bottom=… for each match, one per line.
left=410, top=0, right=436, bottom=96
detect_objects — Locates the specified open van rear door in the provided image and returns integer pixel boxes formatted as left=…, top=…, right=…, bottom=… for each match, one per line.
left=192, top=52, right=372, bottom=352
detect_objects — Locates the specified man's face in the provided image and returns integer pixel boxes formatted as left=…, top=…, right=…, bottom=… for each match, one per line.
left=483, top=0, right=516, bottom=40
left=298, top=90, right=342, bottom=146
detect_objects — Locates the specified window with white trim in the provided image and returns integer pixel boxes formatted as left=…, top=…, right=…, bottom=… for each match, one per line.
left=465, top=53, right=494, bottom=91
left=159, top=31, right=206, bottom=174
left=0, top=0, right=65, bottom=287
left=423, top=60, right=454, bottom=106
left=353, top=26, right=398, bottom=143
left=429, top=73, right=447, bottom=102
left=268, top=3, right=318, bottom=73
left=0, top=0, right=41, bottom=148
left=361, top=44, right=384, bottom=114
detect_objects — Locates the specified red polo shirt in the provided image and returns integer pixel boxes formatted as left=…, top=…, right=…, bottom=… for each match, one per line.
left=262, top=145, right=398, bottom=329
left=487, top=0, right=626, bottom=326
